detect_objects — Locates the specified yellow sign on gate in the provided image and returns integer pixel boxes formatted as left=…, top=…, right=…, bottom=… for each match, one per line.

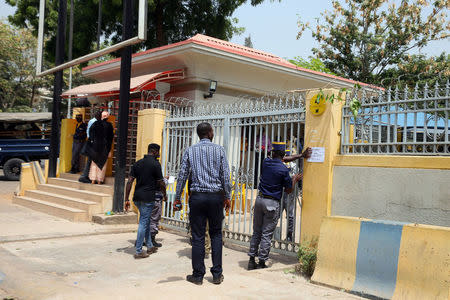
left=310, top=93, right=326, bottom=116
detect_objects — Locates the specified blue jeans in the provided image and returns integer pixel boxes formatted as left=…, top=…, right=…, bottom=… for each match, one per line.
left=189, top=192, right=224, bottom=279
left=135, top=201, right=154, bottom=254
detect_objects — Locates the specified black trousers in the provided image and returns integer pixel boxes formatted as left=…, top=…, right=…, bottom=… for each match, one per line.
left=81, top=157, right=92, bottom=178
left=71, top=140, right=85, bottom=172
left=189, top=192, right=224, bottom=278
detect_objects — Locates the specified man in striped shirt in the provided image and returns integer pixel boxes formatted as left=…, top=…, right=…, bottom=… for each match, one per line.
left=174, top=122, right=231, bottom=285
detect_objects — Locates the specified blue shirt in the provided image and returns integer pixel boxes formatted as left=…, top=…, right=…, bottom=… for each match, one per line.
left=176, top=138, right=231, bottom=200
left=87, top=118, right=97, bottom=139
left=258, top=157, right=292, bottom=201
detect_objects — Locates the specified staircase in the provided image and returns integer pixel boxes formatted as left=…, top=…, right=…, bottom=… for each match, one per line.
left=13, top=173, right=114, bottom=222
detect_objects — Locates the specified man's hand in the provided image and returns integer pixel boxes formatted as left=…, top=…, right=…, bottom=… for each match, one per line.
left=163, top=195, right=168, bottom=202
left=173, top=199, right=182, bottom=211
left=293, top=173, right=303, bottom=183
left=302, top=147, right=312, bottom=159
left=124, top=200, right=130, bottom=212
left=223, top=199, right=231, bottom=212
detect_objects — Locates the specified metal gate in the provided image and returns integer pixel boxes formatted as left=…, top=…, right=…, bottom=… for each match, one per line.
left=160, top=93, right=306, bottom=256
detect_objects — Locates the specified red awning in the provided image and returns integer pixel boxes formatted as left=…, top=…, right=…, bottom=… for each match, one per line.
left=61, top=69, right=184, bottom=98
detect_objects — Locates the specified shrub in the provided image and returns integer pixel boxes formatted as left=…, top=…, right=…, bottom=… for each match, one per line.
left=297, top=237, right=318, bottom=278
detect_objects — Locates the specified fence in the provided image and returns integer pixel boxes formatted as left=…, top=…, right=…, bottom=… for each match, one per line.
left=341, top=81, right=450, bottom=155
left=159, top=93, right=306, bottom=255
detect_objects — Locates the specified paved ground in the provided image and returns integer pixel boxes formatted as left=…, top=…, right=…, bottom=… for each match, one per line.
left=0, top=177, right=364, bottom=300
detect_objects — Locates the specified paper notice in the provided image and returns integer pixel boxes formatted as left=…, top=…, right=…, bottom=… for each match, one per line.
left=168, top=176, right=176, bottom=184
left=307, top=147, right=325, bottom=163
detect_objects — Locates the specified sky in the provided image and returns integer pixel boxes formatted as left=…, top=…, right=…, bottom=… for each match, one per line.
left=0, top=0, right=448, bottom=61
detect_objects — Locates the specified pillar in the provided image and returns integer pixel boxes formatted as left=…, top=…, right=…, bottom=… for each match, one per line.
left=59, top=118, right=76, bottom=174
left=301, top=89, right=344, bottom=242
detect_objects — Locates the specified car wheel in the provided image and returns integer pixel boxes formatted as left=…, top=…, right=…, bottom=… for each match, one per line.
left=4, top=158, right=25, bottom=181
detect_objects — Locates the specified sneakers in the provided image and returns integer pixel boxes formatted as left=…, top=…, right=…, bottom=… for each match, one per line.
left=247, top=257, right=257, bottom=270
left=186, top=275, right=203, bottom=285
left=212, top=274, right=224, bottom=285
left=133, top=252, right=149, bottom=259
left=151, top=235, right=162, bottom=248
left=147, top=247, right=158, bottom=254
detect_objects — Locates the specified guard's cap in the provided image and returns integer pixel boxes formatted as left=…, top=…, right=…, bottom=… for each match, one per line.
left=285, top=149, right=291, bottom=155
left=272, top=141, right=286, bottom=152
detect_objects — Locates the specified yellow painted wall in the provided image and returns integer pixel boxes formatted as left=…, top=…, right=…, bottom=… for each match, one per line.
left=136, top=109, right=167, bottom=160
left=18, top=163, right=36, bottom=195
left=393, top=224, right=450, bottom=300
left=311, top=216, right=362, bottom=290
left=334, top=155, right=450, bottom=170
left=59, top=119, right=76, bottom=174
left=301, top=89, right=344, bottom=241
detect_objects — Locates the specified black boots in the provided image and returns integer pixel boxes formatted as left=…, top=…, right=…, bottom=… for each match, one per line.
left=248, top=256, right=268, bottom=270
left=152, top=234, right=162, bottom=248
left=258, top=260, right=267, bottom=269
left=248, top=257, right=257, bottom=270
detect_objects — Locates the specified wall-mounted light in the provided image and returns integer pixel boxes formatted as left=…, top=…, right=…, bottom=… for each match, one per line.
left=204, top=80, right=217, bottom=99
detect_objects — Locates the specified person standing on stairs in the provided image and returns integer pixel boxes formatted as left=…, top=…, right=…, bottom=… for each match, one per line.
left=78, top=110, right=100, bottom=183
left=70, top=114, right=87, bottom=174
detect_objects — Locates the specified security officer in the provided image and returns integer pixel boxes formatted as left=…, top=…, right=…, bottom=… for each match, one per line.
left=247, top=142, right=311, bottom=270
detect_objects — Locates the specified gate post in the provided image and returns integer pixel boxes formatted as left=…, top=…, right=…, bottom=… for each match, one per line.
left=126, top=108, right=167, bottom=214
left=301, top=89, right=345, bottom=242
left=136, top=108, right=167, bottom=160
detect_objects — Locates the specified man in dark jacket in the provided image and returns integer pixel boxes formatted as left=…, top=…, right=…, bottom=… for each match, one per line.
left=70, top=114, right=87, bottom=173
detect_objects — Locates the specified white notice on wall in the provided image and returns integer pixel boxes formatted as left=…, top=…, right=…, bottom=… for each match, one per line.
left=168, top=176, right=176, bottom=184
left=307, top=147, right=325, bottom=163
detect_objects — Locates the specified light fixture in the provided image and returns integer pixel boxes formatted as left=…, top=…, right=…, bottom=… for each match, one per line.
left=204, top=80, right=217, bottom=99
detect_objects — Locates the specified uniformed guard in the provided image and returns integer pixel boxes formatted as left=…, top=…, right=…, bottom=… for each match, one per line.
left=247, top=141, right=311, bottom=270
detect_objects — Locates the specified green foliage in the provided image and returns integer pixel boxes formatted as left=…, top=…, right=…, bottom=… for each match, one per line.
left=6, top=0, right=279, bottom=62
left=315, top=83, right=361, bottom=117
left=0, top=21, right=92, bottom=113
left=244, top=34, right=254, bottom=48
left=297, top=237, right=318, bottom=278
left=379, top=52, right=450, bottom=87
left=297, top=0, right=449, bottom=84
left=0, top=21, right=48, bottom=111
left=288, top=56, right=335, bottom=75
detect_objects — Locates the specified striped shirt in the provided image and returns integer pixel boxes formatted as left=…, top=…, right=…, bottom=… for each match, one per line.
left=175, top=138, right=231, bottom=200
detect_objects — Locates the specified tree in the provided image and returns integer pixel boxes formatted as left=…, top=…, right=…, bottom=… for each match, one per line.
left=297, top=0, right=449, bottom=84
left=288, top=56, right=335, bottom=75
left=379, top=52, right=450, bottom=87
left=0, top=21, right=48, bottom=111
left=6, top=0, right=277, bottom=62
left=244, top=34, right=253, bottom=48
left=0, top=21, right=91, bottom=112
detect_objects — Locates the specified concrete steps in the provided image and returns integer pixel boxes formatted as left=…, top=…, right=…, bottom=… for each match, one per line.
left=48, top=177, right=114, bottom=195
left=25, top=190, right=102, bottom=215
left=12, top=173, right=114, bottom=222
left=37, top=184, right=111, bottom=205
left=12, top=196, right=88, bottom=222
left=59, top=173, right=115, bottom=185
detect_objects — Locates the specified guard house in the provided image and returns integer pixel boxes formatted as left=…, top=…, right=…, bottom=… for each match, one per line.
left=63, top=34, right=372, bottom=173
left=75, top=34, right=367, bottom=102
